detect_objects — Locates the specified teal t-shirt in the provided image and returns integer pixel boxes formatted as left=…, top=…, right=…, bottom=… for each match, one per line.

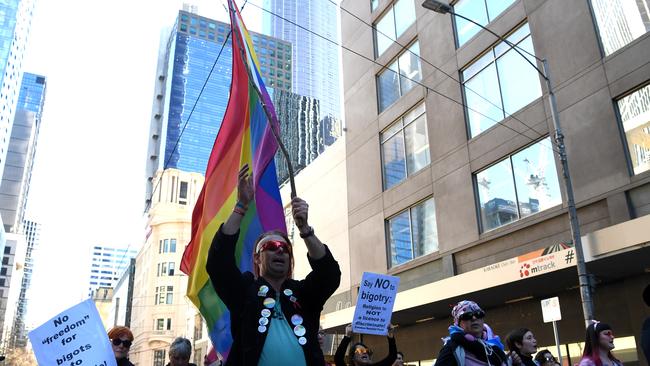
left=258, top=295, right=307, bottom=366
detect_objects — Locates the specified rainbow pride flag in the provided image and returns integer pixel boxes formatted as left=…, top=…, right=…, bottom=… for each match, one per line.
left=180, top=0, right=286, bottom=360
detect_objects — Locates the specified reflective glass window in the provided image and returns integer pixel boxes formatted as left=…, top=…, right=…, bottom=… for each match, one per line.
left=454, top=0, right=515, bottom=47
left=617, top=84, right=650, bottom=175
left=371, top=0, right=379, bottom=11
left=475, top=137, right=561, bottom=231
left=387, top=198, right=438, bottom=267
left=511, top=139, right=562, bottom=218
left=397, top=42, right=421, bottom=96
left=381, top=103, right=429, bottom=189
left=377, top=41, right=422, bottom=112
left=378, top=62, right=400, bottom=111
left=462, top=23, right=541, bottom=137
left=374, top=0, right=416, bottom=57
left=591, top=0, right=650, bottom=56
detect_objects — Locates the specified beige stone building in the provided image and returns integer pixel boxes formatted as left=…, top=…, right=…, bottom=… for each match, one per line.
left=130, top=169, right=204, bottom=365
left=326, top=0, right=650, bottom=365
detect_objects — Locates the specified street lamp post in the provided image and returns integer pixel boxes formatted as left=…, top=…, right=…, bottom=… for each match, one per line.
left=422, top=0, right=595, bottom=325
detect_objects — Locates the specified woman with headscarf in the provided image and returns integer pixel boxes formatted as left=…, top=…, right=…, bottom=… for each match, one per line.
left=107, top=326, right=135, bottom=366
left=505, top=328, right=538, bottom=366
left=578, top=321, right=621, bottom=366
left=435, top=300, right=508, bottom=366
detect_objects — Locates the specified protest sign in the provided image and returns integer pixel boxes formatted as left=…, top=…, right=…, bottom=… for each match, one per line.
left=29, top=298, right=117, bottom=366
left=352, top=272, right=400, bottom=336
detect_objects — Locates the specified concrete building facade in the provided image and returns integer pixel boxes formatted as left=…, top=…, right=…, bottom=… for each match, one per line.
left=330, top=0, right=650, bottom=364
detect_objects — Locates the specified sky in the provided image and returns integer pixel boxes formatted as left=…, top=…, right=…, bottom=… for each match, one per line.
left=22, top=0, right=263, bottom=327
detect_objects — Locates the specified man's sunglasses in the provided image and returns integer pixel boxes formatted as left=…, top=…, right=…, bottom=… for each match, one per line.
left=256, top=240, right=291, bottom=254
left=458, top=310, right=485, bottom=321
left=112, top=339, right=132, bottom=348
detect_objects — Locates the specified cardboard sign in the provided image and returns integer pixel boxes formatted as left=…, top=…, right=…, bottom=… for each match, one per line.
left=29, top=299, right=118, bottom=366
left=352, top=272, right=400, bottom=335
left=541, top=296, right=562, bottom=323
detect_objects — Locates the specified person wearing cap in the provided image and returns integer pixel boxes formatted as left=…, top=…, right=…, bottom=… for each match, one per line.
left=578, top=321, right=621, bottom=366
left=434, top=300, right=508, bottom=366
left=207, top=164, right=341, bottom=366
left=334, top=323, right=397, bottom=366
left=642, top=284, right=650, bottom=364
left=107, top=326, right=135, bottom=366
left=166, top=337, right=197, bottom=366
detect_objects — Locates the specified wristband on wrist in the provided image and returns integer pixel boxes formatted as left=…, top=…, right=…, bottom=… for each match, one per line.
left=235, top=201, right=248, bottom=210
left=233, top=207, right=247, bottom=216
left=299, top=226, right=314, bottom=238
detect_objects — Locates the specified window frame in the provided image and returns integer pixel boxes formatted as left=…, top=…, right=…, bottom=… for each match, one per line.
left=460, top=22, right=542, bottom=138
left=380, top=102, right=430, bottom=190
left=373, top=0, right=417, bottom=58
left=613, top=82, right=650, bottom=176
left=385, top=197, right=439, bottom=268
left=473, top=137, right=562, bottom=233
left=451, top=0, right=517, bottom=48
left=376, top=40, right=422, bottom=113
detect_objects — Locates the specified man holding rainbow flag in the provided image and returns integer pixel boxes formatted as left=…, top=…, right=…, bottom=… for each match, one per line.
left=180, top=0, right=341, bottom=365
left=208, top=165, right=341, bottom=365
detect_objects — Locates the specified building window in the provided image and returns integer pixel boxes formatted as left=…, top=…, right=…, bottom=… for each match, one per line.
left=462, top=23, right=542, bottom=137
left=155, top=285, right=174, bottom=305
left=617, top=84, right=650, bottom=175
left=475, top=137, right=561, bottom=232
left=371, top=0, right=379, bottom=12
left=387, top=198, right=438, bottom=267
left=168, top=262, right=175, bottom=276
left=374, top=0, right=416, bottom=57
left=377, top=41, right=422, bottom=112
left=154, top=350, right=166, bottom=366
left=3, top=247, right=9, bottom=254
left=156, top=318, right=165, bottom=330
left=381, top=103, right=430, bottom=189
left=170, top=239, right=177, bottom=253
left=453, top=0, right=516, bottom=47
left=590, top=0, right=650, bottom=56
left=167, top=318, right=172, bottom=330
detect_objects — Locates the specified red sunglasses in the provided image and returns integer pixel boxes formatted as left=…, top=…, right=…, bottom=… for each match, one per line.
left=256, top=240, right=291, bottom=254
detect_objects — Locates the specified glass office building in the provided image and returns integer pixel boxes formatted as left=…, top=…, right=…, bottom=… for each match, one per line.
left=145, top=11, right=291, bottom=204
left=263, top=0, right=341, bottom=120
left=0, top=73, right=46, bottom=234
left=0, top=0, right=35, bottom=183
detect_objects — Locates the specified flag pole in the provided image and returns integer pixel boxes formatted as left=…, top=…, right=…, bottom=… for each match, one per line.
left=229, top=6, right=297, bottom=199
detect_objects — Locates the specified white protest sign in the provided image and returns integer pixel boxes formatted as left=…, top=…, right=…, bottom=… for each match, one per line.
left=29, top=298, right=117, bottom=366
left=352, top=272, right=400, bottom=335
left=541, top=296, right=562, bottom=323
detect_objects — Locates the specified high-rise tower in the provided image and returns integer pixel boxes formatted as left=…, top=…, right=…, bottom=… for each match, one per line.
left=0, top=73, right=46, bottom=234
left=144, top=10, right=291, bottom=208
left=263, top=0, right=341, bottom=120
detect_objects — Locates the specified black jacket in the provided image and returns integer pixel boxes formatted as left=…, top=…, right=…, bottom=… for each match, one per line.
left=334, top=335, right=397, bottom=366
left=116, top=358, right=135, bottom=366
left=435, top=334, right=508, bottom=366
left=207, top=225, right=341, bottom=366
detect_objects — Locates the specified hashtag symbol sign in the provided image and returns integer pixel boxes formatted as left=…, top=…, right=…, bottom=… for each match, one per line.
left=565, top=250, right=575, bottom=264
